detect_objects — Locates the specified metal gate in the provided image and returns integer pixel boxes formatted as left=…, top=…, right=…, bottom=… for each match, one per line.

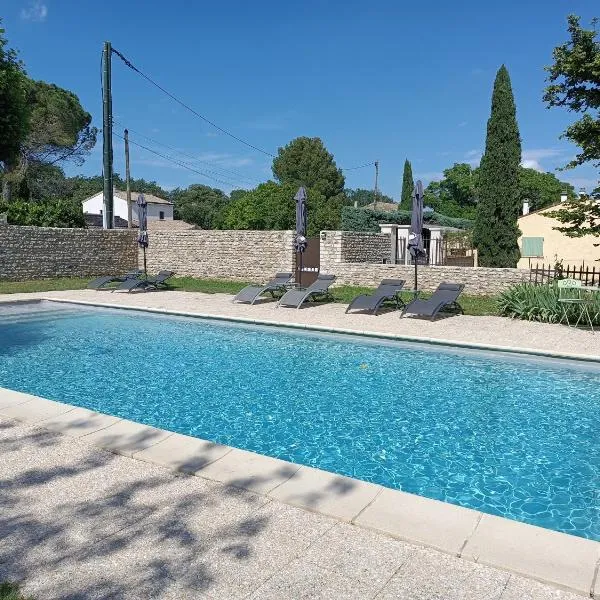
left=296, top=236, right=320, bottom=286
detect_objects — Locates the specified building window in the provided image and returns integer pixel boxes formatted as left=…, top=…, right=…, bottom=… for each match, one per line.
left=159, top=211, right=165, bottom=220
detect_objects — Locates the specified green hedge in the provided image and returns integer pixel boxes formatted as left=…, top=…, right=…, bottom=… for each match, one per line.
left=340, top=206, right=473, bottom=232
left=0, top=199, right=85, bottom=228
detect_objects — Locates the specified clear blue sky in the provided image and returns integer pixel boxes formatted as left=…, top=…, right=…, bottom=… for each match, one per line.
left=3, top=0, right=598, bottom=198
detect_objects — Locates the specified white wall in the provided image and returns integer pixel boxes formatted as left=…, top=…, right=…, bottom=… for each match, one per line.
left=82, top=193, right=173, bottom=222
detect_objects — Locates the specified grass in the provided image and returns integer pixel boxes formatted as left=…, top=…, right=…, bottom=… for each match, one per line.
left=0, top=276, right=499, bottom=316
left=0, top=582, right=33, bottom=600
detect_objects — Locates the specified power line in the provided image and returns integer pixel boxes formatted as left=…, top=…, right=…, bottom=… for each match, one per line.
left=112, top=119, right=260, bottom=187
left=111, top=47, right=276, bottom=158
left=113, top=131, right=242, bottom=188
left=342, top=161, right=376, bottom=171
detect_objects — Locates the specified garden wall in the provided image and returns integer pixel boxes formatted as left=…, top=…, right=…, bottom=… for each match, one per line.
left=0, top=225, right=138, bottom=280
left=141, top=229, right=296, bottom=281
left=320, top=231, right=529, bottom=295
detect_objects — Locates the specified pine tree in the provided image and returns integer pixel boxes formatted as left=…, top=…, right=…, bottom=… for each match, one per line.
left=473, top=65, right=522, bottom=267
left=399, top=159, right=414, bottom=210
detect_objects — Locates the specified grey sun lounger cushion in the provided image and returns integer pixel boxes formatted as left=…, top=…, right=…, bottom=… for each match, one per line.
left=401, top=282, right=465, bottom=320
left=345, top=279, right=406, bottom=315
left=87, top=269, right=142, bottom=290
left=114, top=270, right=175, bottom=293
left=232, top=272, right=293, bottom=304
left=277, top=274, right=336, bottom=309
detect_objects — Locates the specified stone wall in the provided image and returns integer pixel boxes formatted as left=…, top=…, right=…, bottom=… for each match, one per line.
left=320, top=231, right=390, bottom=266
left=0, top=225, right=138, bottom=280
left=142, top=230, right=295, bottom=281
left=320, top=231, right=529, bottom=295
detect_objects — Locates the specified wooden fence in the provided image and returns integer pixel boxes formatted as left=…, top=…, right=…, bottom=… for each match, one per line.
left=530, top=263, right=600, bottom=286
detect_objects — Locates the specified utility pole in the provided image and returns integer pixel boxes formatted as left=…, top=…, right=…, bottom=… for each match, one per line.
left=102, top=41, right=114, bottom=229
left=374, top=161, right=379, bottom=210
left=124, top=128, right=133, bottom=228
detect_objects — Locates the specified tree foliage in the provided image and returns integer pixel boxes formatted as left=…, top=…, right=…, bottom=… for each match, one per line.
left=424, top=163, right=478, bottom=219
left=272, top=137, right=345, bottom=199
left=341, top=206, right=472, bottom=232
left=544, top=15, right=600, bottom=169
left=0, top=20, right=29, bottom=198
left=0, top=197, right=85, bottom=227
left=399, top=159, right=414, bottom=210
left=171, top=184, right=228, bottom=229
left=221, top=181, right=343, bottom=235
left=23, top=81, right=97, bottom=167
left=543, top=15, right=600, bottom=241
left=473, top=65, right=522, bottom=267
left=518, top=167, right=575, bottom=211
left=345, top=188, right=394, bottom=208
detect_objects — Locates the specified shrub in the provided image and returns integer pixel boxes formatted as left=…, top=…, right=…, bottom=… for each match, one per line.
left=0, top=199, right=85, bottom=228
left=341, top=206, right=473, bottom=232
left=497, top=282, right=600, bottom=325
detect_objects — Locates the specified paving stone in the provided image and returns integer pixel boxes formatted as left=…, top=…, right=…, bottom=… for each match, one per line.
left=461, top=513, right=599, bottom=595
left=1, top=396, right=74, bottom=423
left=501, top=574, right=586, bottom=600
left=247, top=558, right=380, bottom=600
left=354, top=487, right=481, bottom=554
left=39, top=407, right=122, bottom=437
left=268, top=465, right=382, bottom=520
left=133, top=431, right=231, bottom=473
left=196, top=447, right=301, bottom=493
left=0, top=388, right=38, bottom=410
left=301, top=522, right=413, bottom=588
left=81, top=418, right=172, bottom=456
left=375, top=545, right=510, bottom=599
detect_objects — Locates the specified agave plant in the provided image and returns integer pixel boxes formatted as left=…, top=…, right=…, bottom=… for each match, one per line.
left=497, top=283, right=600, bottom=326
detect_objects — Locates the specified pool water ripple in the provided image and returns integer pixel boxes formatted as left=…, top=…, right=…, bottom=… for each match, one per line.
left=0, top=302, right=598, bottom=540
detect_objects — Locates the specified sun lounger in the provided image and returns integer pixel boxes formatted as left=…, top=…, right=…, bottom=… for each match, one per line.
left=401, top=282, right=465, bottom=320
left=232, top=272, right=294, bottom=305
left=345, top=279, right=406, bottom=315
left=87, top=269, right=143, bottom=290
left=277, top=274, right=336, bottom=309
left=114, top=270, right=175, bottom=293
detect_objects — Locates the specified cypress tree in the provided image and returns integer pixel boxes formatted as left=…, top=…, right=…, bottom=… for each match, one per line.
left=473, top=65, right=522, bottom=267
left=399, top=159, right=414, bottom=210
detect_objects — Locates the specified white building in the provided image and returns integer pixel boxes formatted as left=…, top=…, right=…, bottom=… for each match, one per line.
left=82, top=190, right=174, bottom=227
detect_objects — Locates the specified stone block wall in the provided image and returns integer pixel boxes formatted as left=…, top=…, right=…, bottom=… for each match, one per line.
left=320, top=230, right=390, bottom=267
left=141, top=229, right=295, bottom=281
left=320, top=231, right=529, bottom=295
left=0, top=225, right=138, bottom=280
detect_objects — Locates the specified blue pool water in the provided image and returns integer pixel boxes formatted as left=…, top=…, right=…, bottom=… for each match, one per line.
left=0, top=301, right=598, bottom=540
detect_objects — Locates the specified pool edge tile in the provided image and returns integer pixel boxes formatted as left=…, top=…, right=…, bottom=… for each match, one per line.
left=80, top=418, right=173, bottom=457
left=268, top=465, right=383, bottom=522
left=0, top=396, right=75, bottom=423
left=353, top=487, right=482, bottom=556
left=194, top=447, right=302, bottom=494
left=132, top=431, right=233, bottom=474
left=0, top=388, right=41, bottom=410
left=37, top=407, right=122, bottom=438
left=461, top=513, right=600, bottom=596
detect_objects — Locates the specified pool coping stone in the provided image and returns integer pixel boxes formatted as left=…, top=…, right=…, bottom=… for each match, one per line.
left=0, top=386, right=598, bottom=597
left=14, top=296, right=600, bottom=364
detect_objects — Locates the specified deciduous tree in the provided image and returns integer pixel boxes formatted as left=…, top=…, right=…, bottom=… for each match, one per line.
left=272, top=137, right=344, bottom=199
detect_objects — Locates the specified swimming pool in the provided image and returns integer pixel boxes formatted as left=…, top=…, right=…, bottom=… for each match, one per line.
left=1, top=301, right=598, bottom=540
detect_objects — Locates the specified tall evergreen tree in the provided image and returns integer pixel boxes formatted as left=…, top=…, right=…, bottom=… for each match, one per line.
left=473, top=65, right=522, bottom=267
left=399, top=159, right=414, bottom=209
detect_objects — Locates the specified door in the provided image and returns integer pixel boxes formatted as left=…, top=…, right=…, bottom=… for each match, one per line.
left=296, top=236, right=320, bottom=286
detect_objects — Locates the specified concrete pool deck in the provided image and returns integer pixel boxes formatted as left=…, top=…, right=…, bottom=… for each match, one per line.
left=0, top=389, right=598, bottom=599
left=1, top=291, right=599, bottom=598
